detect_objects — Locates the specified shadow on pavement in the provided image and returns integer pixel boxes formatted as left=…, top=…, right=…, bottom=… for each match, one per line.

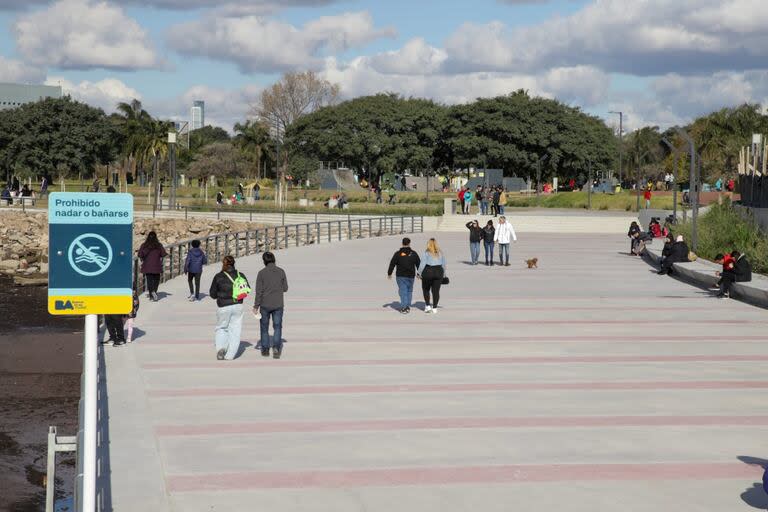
left=738, top=456, right=768, bottom=510
left=96, top=345, right=113, bottom=511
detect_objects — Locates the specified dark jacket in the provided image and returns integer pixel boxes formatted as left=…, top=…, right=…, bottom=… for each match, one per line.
left=492, top=191, right=501, bottom=205
left=733, top=255, right=752, bottom=282
left=209, top=268, right=250, bottom=308
left=482, top=226, right=495, bottom=243
left=184, top=247, right=208, bottom=274
left=253, top=263, right=288, bottom=309
left=388, top=246, right=421, bottom=278
left=627, top=225, right=641, bottom=238
left=466, top=223, right=483, bottom=243
left=668, top=241, right=689, bottom=263
left=138, top=244, right=167, bottom=274
left=661, top=241, right=673, bottom=259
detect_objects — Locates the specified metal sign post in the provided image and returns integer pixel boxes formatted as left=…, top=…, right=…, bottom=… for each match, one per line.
left=48, top=192, right=133, bottom=511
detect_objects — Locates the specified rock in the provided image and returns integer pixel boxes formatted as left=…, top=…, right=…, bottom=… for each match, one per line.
left=0, top=260, right=18, bottom=271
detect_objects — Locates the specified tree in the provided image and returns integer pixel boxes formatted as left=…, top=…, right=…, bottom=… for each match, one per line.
left=186, top=142, right=246, bottom=183
left=0, top=97, right=115, bottom=184
left=251, top=71, right=340, bottom=205
left=234, top=120, right=271, bottom=180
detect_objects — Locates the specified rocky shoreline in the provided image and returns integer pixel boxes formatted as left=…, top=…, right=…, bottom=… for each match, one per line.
left=0, top=212, right=265, bottom=285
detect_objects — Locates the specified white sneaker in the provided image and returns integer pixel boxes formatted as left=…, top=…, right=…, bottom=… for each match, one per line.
left=424, top=305, right=432, bottom=313
left=430, top=307, right=438, bottom=314
left=188, top=294, right=195, bottom=302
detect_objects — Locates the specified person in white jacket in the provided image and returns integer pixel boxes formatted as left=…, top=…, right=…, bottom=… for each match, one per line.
left=493, top=216, right=517, bottom=266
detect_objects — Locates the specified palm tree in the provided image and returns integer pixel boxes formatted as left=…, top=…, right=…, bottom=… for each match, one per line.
left=234, top=120, right=271, bottom=180
left=115, top=99, right=154, bottom=188
left=142, top=118, right=173, bottom=210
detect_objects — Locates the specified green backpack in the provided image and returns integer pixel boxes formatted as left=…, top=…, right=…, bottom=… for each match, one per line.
left=224, top=272, right=251, bottom=301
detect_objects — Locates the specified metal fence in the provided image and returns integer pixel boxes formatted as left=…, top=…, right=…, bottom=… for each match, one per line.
left=739, top=175, right=767, bottom=208
left=133, top=214, right=424, bottom=294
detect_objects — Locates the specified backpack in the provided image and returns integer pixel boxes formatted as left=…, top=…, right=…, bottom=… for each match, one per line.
left=224, top=272, right=251, bottom=301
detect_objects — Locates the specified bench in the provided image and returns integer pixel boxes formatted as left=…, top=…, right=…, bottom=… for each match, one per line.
left=643, top=242, right=768, bottom=307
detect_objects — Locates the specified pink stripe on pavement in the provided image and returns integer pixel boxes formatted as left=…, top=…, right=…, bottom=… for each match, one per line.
left=145, top=335, right=768, bottom=345
left=155, top=415, right=768, bottom=437
left=148, top=380, right=768, bottom=398
left=142, top=354, right=768, bottom=370
left=166, top=462, right=761, bottom=492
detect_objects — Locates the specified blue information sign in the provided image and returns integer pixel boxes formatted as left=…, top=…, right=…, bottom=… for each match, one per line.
left=48, top=193, right=133, bottom=315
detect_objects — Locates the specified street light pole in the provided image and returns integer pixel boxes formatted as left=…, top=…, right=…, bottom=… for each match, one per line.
left=661, top=138, right=681, bottom=223
left=609, top=111, right=623, bottom=184
left=168, top=131, right=177, bottom=210
left=677, top=128, right=698, bottom=251
left=587, top=158, right=592, bottom=210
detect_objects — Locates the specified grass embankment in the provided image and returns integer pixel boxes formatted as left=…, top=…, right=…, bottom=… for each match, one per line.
left=507, top=191, right=675, bottom=211
left=675, top=200, right=768, bottom=274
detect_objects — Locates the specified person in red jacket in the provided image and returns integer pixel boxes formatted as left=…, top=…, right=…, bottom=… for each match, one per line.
left=711, top=253, right=735, bottom=291
left=457, top=187, right=466, bottom=215
left=138, top=231, right=167, bottom=302
left=643, top=188, right=652, bottom=209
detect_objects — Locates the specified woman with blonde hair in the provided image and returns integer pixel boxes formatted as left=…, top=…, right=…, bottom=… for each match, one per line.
left=417, top=238, right=447, bottom=314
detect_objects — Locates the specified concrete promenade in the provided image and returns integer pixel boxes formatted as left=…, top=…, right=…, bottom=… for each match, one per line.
left=102, top=230, right=768, bottom=511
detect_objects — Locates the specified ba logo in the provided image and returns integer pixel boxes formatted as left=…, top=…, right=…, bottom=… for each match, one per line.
left=55, top=300, right=74, bottom=311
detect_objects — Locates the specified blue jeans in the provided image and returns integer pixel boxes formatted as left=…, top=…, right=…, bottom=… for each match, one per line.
left=498, top=205, right=505, bottom=215
left=395, top=276, right=414, bottom=309
left=215, top=304, right=243, bottom=360
left=499, top=243, right=510, bottom=265
left=483, top=241, right=495, bottom=264
left=469, top=242, right=480, bottom=264
left=481, top=201, right=489, bottom=215
left=260, top=306, right=284, bottom=351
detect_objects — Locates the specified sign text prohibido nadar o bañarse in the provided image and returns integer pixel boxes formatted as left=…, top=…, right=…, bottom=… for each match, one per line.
left=48, top=192, right=134, bottom=315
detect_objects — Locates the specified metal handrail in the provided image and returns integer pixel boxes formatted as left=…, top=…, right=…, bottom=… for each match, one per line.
left=132, top=215, right=424, bottom=293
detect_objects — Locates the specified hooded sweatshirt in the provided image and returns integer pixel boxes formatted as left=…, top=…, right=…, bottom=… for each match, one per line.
left=184, top=247, right=208, bottom=274
left=388, top=246, right=421, bottom=278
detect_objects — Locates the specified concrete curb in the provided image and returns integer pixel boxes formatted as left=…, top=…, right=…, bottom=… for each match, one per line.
left=642, top=242, right=768, bottom=308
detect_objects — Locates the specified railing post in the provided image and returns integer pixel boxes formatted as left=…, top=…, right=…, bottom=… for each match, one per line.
left=235, top=233, right=240, bottom=257
left=245, top=231, right=250, bottom=255
left=338, top=221, right=342, bottom=241
left=217, top=207, right=220, bottom=220
left=185, top=206, right=188, bottom=220
left=249, top=210, right=253, bottom=222
left=284, top=225, right=288, bottom=249
left=274, top=227, right=279, bottom=249
left=215, top=235, right=220, bottom=262
left=296, top=225, right=300, bottom=247
left=328, top=221, right=331, bottom=243
left=224, top=234, right=230, bottom=257
left=316, top=222, right=320, bottom=244
left=168, top=247, right=174, bottom=281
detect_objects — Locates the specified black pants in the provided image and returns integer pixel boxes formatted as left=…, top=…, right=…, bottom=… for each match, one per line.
left=187, top=272, right=201, bottom=297
left=105, top=315, right=125, bottom=342
left=421, top=265, right=443, bottom=308
left=145, top=273, right=160, bottom=295
left=719, top=272, right=736, bottom=295
left=492, top=203, right=498, bottom=216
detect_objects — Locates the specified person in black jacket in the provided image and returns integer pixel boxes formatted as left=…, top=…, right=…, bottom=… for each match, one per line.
left=627, top=221, right=642, bottom=255
left=466, top=220, right=483, bottom=265
left=482, top=220, right=496, bottom=266
left=387, top=237, right=421, bottom=314
left=209, top=255, right=250, bottom=360
left=658, top=235, right=689, bottom=275
left=718, top=250, right=752, bottom=299
left=659, top=234, right=674, bottom=268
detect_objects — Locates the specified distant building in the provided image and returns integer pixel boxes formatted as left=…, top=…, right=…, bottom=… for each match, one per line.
left=190, top=100, right=205, bottom=130
left=0, top=82, right=62, bottom=110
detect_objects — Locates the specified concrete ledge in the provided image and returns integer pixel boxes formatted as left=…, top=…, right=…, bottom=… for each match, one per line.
left=642, top=242, right=768, bottom=308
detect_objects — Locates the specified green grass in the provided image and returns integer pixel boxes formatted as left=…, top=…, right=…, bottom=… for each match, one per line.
left=187, top=200, right=442, bottom=217
left=506, top=191, right=675, bottom=211
left=674, top=200, right=768, bottom=274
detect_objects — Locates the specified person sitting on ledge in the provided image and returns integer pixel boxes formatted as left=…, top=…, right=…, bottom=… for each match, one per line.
left=710, top=253, right=735, bottom=292
left=657, top=235, right=689, bottom=275
left=716, top=250, right=752, bottom=299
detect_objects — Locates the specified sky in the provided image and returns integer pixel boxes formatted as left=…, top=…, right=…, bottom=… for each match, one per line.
left=1, top=0, right=767, bottom=133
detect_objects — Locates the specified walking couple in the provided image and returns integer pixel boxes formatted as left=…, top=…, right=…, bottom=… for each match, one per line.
left=466, top=216, right=517, bottom=266
left=208, top=252, right=288, bottom=361
left=388, top=237, right=447, bottom=314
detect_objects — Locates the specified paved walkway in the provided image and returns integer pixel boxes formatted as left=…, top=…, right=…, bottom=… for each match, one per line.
left=103, top=232, right=768, bottom=511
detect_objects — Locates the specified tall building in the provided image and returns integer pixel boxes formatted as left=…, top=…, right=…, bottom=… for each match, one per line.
left=190, top=100, right=205, bottom=130
left=0, top=82, right=62, bottom=110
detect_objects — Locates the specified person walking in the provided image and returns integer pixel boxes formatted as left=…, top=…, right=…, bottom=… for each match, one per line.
left=457, top=187, right=466, bottom=215
left=104, top=313, right=126, bottom=347
left=417, top=238, right=447, bottom=314
left=466, top=220, right=482, bottom=265
left=498, top=189, right=507, bottom=215
left=644, top=188, right=652, bottom=209
left=183, top=240, right=208, bottom=301
left=463, top=188, right=473, bottom=214
left=209, top=256, right=250, bottom=361
left=387, top=237, right=421, bottom=314
left=138, top=231, right=167, bottom=301
left=253, top=252, right=289, bottom=358
left=477, top=187, right=488, bottom=215
left=253, top=183, right=261, bottom=201
left=491, top=188, right=501, bottom=217
left=494, top=216, right=517, bottom=266
left=482, top=220, right=496, bottom=266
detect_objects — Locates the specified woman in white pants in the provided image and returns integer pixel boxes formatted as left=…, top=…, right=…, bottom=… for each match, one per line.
left=493, top=216, right=517, bottom=266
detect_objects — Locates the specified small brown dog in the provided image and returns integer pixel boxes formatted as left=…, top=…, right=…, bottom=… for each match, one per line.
left=525, top=258, right=538, bottom=269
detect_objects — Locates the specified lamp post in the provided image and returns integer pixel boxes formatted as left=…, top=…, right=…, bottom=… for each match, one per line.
left=168, top=131, right=177, bottom=210
left=661, top=138, right=681, bottom=223
left=536, top=154, right=549, bottom=203
left=635, top=150, right=650, bottom=212
left=587, top=158, right=593, bottom=210
left=676, top=128, right=698, bottom=251
left=609, top=111, right=624, bottom=184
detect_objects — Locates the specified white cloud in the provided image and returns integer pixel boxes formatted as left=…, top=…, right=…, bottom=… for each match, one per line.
left=0, top=56, right=45, bottom=82
left=14, top=0, right=162, bottom=71
left=146, top=84, right=262, bottom=131
left=167, top=11, right=395, bottom=73
left=47, top=76, right=142, bottom=112
left=367, top=38, right=447, bottom=75
left=443, top=0, right=768, bottom=76
left=0, top=0, right=339, bottom=10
